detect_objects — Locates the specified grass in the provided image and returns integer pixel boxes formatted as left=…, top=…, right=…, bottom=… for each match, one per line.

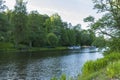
left=79, top=60, right=120, bottom=80
left=0, top=42, right=68, bottom=52
left=51, top=52, right=120, bottom=80
left=28, top=47, right=68, bottom=52
left=78, top=52, right=120, bottom=80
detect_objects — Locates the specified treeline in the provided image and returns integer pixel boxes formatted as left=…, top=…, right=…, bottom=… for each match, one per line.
left=0, top=0, right=104, bottom=49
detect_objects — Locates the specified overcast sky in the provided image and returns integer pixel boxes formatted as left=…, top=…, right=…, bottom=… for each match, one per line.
left=5, top=0, right=103, bottom=29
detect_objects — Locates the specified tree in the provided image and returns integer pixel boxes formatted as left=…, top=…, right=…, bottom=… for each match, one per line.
left=0, top=12, right=8, bottom=41
left=47, top=33, right=58, bottom=47
left=80, top=30, right=94, bottom=46
left=92, top=36, right=106, bottom=48
left=84, top=16, right=95, bottom=23
left=92, top=0, right=120, bottom=32
left=27, top=11, right=47, bottom=47
left=0, top=0, right=8, bottom=42
left=73, top=24, right=82, bottom=45
left=88, top=0, right=120, bottom=51
left=45, top=13, right=62, bottom=35
left=12, top=0, right=28, bottom=47
left=5, top=10, right=14, bottom=42
left=109, top=38, right=120, bottom=52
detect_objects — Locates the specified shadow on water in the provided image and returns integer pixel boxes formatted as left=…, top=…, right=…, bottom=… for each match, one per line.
left=0, top=47, right=103, bottom=80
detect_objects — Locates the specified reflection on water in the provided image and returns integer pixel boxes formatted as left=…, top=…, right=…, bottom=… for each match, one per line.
left=0, top=48, right=103, bottom=80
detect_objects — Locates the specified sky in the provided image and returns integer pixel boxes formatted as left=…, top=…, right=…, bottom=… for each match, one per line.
left=5, top=0, right=103, bottom=29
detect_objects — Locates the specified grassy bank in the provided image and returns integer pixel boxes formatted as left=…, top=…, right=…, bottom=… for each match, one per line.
left=51, top=52, right=120, bottom=80
left=28, top=47, right=68, bottom=52
left=0, top=42, right=68, bottom=53
left=78, top=52, right=120, bottom=80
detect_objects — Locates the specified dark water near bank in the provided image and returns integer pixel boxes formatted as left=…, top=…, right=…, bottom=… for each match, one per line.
left=0, top=48, right=103, bottom=80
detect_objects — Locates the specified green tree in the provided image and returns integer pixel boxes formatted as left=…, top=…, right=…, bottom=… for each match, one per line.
left=80, top=30, right=94, bottom=46
left=47, top=33, right=58, bottom=47
left=0, top=12, right=8, bottom=41
left=60, top=28, right=69, bottom=46
left=93, top=0, right=120, bottom=29
left=92, top=0, right=120, bottom=38
left=67, top=29, right=76, bottom=46
left=12, top=0, right=28, bottom=47
left=84, top=15, right=95, bottom=23
left=73, top=24, right=82, bottom=45
left=109, top=38, right=120, bottom=52
left=0, top=0, right=8, bottom=42
left=45, top=13, right=62, bottom=34
left=27, top=11, right=47, bottom=47
left=83, top=0, right=120, bottom=51
left=92, top=36, right=106, bottom=48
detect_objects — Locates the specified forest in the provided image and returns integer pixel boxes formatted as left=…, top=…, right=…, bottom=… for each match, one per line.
left=0, top=0, right=107, bottom=51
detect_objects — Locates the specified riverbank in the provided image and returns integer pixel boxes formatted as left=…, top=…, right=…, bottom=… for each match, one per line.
left=0, top=42, right=69, bottom=52
left=51, top=52, right=120, bottom=80
left=78, top=52, right=120, bottom=80
left=0, top=47, right=68, bottom=53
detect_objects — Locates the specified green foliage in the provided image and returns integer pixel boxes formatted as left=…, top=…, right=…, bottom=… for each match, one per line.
left=82, top=52, right=120, bottom=76
left=47, top=33, right=58, bottom=47
left=0, top=0, right=97, bottom=49
left=60, top=74, right=66, bottom=80
left=105, top=52, right=120, bottom=61
left=80, top=61, right=120, bottom=80
left=12, top=0, right=28, bottom=47
left=93, top=0, right=120, bottom=29
left=108, top=38, right=120, bottom=52
left=67, top=29, right=76, bottom=46
left=0, top=42, right=14, bottom=49
left=80, top=30, right=94, bottom=46
left=79, top=52, right=120, bottom=80
left=83, top=16, right=95, bottom=22
left=0, top=13, right=9, bottom=41
left=51, top=74, right=67, bottom=80
left=106, top=61, right=120, bottom=78
left=82, top=58, right=108, bottom=76
left=92, top=36, right=106, bottom=48
left=51, top=77, right=58, bottom=80
left=27, top=11, right=47, bottom=47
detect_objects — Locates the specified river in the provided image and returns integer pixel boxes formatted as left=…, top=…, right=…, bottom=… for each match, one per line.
left=0, top=47, right=103, bottom=80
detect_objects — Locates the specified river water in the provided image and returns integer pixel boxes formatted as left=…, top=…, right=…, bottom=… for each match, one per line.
left=0, top=47, right=103, bottom=80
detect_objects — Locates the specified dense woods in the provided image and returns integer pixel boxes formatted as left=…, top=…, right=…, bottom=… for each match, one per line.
left=0, top=0, right=104, bottom=50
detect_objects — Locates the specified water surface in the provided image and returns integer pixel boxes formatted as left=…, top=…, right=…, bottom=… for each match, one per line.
left=0, top=47, right=103, bottom=80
